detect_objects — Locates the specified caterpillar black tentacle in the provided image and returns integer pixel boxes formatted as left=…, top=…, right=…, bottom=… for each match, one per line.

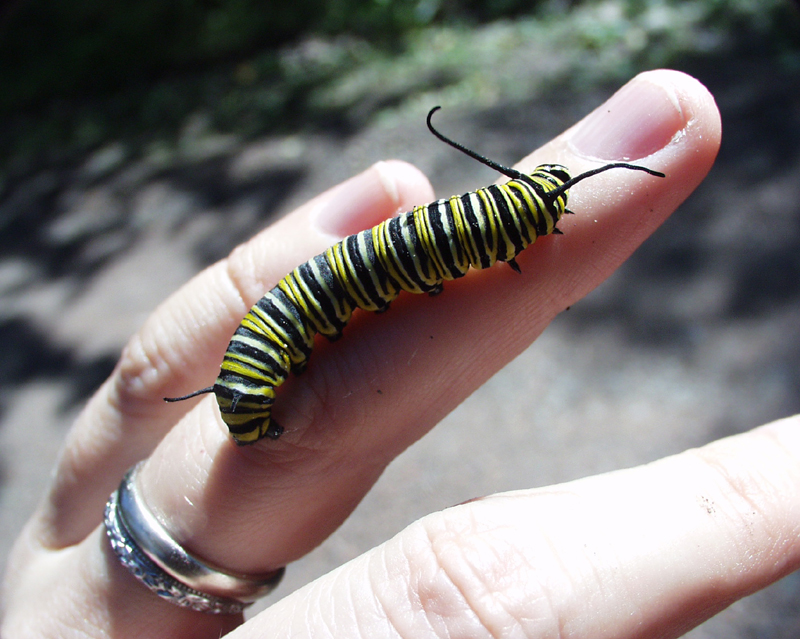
left=165, top=107, right=665, bottom=444
left=163, top=386, right=214, bottom=402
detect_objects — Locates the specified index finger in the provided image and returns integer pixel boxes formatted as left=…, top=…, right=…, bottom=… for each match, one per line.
left=230, top=415, right=800, bottom=639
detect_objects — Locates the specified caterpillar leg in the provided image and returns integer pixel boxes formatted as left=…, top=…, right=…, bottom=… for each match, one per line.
left=291, top=360, right=309, bottom=375
left=228, top=417, right=281, bottom=445
left=507, top=259, right=521, bottom=274
left=231, top=418, right=284, bottom=445
left=427, top=284, right=444, bottom=296
left=265, top=421, right=284, bottom=440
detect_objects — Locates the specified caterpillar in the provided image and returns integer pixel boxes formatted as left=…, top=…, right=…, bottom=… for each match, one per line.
left=166, top=107, right=665, bottom=444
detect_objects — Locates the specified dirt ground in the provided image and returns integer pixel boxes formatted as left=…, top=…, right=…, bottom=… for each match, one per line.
left=1, top=54, right=799, bottom=636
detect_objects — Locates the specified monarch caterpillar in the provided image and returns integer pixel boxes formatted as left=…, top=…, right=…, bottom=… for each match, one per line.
left=166, top=107, right=665, bottom=444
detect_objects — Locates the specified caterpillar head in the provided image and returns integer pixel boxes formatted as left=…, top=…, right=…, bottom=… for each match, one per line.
left=537, top=164, right=571, bottom=186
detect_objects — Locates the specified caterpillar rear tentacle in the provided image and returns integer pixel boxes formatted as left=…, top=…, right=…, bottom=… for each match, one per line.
left=165, top=107, right=665, bottom=445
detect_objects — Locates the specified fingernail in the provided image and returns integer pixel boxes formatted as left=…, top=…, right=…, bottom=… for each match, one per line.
left=315, top=161, right=412, bottom=239
left=569, top=74, right=686, bottom=162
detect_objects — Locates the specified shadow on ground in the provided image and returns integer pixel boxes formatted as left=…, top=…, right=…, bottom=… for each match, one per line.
left=0, top=148, right=305, bottom=418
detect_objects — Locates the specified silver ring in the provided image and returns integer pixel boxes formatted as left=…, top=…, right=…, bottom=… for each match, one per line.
left=104, top=463, right=284, bottom=615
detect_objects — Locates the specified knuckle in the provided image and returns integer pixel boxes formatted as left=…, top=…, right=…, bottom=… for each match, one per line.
left=382, top=512, right=566, bottom=639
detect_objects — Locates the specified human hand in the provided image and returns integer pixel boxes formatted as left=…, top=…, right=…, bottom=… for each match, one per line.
left=6, top=69, right=791, bottom=639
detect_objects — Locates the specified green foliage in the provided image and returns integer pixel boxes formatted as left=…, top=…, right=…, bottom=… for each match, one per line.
left=0, top=0, right=432, bottom=113
left=1, top=0, right=794, bottom=119
left=0, top=0, right=797, bottom=187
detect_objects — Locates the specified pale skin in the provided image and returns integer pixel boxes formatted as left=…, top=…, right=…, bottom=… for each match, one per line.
left=4, top=69, right=800, bottom=639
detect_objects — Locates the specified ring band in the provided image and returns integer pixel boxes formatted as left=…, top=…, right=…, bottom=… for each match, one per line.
left=104, top=463, right=284, bottom=614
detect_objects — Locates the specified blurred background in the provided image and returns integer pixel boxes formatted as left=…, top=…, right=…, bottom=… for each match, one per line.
left=1, top=0, right=800, bottom=635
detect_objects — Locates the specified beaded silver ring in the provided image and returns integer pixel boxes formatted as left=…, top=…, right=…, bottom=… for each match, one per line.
left=104, top=463, right=284, bottom=615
